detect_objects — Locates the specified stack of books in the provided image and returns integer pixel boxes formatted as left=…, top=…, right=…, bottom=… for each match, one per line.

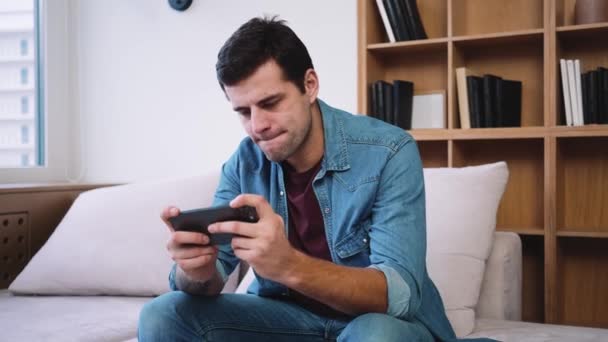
left=560, top=59, right=608, bottom=126
left=369, top=79, right=414, bottom=130
left=375, top=0, right=427, bottom=42
left=455, top=67, right=523, bottom=129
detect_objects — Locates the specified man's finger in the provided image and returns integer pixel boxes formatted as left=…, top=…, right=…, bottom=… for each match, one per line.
left=233, top=248, right=255, bottom=263
left=172, top=245, right=217, bottom=260
left=178, top=254, right=216, bottom=272
left=208, top=220, right=256, bottom=238
left=171, top=231, right=210, bottom=245
left=161, top=206, right=180, bottom=232
left=231, top=235, right=255, bottom=250
left=230, top=194, right=274, bottom=220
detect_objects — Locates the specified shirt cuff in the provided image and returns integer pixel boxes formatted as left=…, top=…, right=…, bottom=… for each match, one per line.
left=168, top=263, right=178, bottom=291
left=215, top=259, right=229, bottom=283
left=368, top=264, right=411, bottom=318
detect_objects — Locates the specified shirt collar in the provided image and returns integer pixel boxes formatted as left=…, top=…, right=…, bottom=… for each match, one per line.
left=318, top=99, right=350, bottom=172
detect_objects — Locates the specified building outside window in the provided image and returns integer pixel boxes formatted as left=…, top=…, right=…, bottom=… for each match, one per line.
left=20, top=38, right=28, bottom=56
left=21, top=95, right=28, bottom=114
left=0, top=0, right=42, bottom=168
left=20, top=67, right=29, bottom=85
left=20, top=153, right=29, bottom=166
left=21, top=124, right=29, bottom=144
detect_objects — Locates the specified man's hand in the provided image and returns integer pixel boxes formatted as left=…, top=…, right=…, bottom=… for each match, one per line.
left=208, top=194, right=297, bottom=282
left=162, top=206, right=219, bottom=283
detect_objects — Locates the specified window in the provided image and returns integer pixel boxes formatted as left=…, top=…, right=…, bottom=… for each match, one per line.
left=20, top=67, right=29, bottom=85
left=21, top=125, right=29, bottom=144
left=20, top=39, right=28, bottom=56
left=21, top=96, right=28, bottom=114
left=0, top=0, right=43, bottom=169
left=20, top=153, right=29, bottom=166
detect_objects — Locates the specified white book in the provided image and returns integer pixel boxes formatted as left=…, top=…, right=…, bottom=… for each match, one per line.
left=566, top=60, right=581, bottom=126
left=560, top=59, right=573, bottom=126
left=574, top=59, right=584, bottom=125
left=455, top=67, right=472, bottom=129
left=375, top=0, right=396, bottom=43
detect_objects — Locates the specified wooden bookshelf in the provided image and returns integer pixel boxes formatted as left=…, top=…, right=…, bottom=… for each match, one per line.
left=358, top=0, right=608, bottom=328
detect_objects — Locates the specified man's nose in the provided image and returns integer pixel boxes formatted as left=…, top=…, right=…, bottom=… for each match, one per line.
left=251, top=107, right=271, bottom=135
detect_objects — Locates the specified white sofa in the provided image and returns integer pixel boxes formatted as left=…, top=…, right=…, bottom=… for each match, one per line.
left=3, top=163, right=608, bottom=341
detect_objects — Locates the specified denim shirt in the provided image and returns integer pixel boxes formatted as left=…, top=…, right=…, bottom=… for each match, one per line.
left=170, top=99, right=465, bottom=341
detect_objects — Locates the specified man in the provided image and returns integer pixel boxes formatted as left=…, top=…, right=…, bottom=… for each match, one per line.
left=139, top=16, right=491, bottom=342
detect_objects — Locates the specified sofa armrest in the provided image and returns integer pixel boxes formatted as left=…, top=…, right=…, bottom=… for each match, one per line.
left=477, top=231, right=522, bottom=321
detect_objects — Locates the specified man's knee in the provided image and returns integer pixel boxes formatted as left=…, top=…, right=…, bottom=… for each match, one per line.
left=338, top=313, right=432, bottom=342
left=138, top=291, right=213, bottom=340
left=139, top=292, right=186, bottom=332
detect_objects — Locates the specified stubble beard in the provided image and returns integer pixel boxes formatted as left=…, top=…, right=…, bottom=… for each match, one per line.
left=263, top=114, right=313, bottom=163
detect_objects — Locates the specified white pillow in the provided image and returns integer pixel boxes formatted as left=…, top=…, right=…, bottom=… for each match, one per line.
left=9, top=171, right=220, bottom=296
left=424, top=162, right=508, bottom=337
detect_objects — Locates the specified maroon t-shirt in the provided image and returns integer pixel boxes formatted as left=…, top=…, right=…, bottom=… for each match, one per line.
left=283, top=160, right=345, bottom=318
left=284, top=159, right=331, bottom=261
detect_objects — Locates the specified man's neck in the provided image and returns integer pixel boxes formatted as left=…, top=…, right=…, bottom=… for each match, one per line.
left=285, top=101, right=324, bottom=173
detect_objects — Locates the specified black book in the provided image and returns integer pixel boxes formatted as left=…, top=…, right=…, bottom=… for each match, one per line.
left=402, top=0, right=427, bottom=40
left=599, top=67, right=608, bottom=124
left=376, top=80, right=394, bottom=123
left=483, top=74, right=502, bottom=128
left=392, top=80, right=414, bottom=130
left=466, top=76, right=483, bottom=128
left=384, top=0, right=410, bottom=41
left=587, top=70, right=599, bottom=124
left=498, top=79, right=522, bottom=127
left=371, top=82, right=380, bottom=119
left=582, top=72, right=590, bottom=124
left=384, top=81, right=394, bottom=124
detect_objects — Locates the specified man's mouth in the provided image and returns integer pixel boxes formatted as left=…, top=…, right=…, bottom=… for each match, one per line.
left=256, top=132, right=283, bottom=143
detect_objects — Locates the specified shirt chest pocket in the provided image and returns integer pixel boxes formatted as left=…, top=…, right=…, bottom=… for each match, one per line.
left=334, top=221, right=371, bottom=267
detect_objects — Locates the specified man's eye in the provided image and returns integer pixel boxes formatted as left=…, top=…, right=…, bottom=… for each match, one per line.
left=262, top=101, right=277, bottom=109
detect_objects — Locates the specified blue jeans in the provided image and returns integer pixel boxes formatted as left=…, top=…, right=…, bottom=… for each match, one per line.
left=138, top=292, right=434, bottom=341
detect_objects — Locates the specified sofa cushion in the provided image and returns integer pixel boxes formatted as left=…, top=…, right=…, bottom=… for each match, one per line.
left=0, top=289, right=146, bottom=342
left=9, top=172, right=219, bottom=296
left=425, top=162, right=508, bottom=337
left=468, top=318, right=608, bottom=341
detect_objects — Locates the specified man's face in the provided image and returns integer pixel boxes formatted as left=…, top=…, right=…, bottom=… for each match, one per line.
left=224, top=60, right=317, bottom=163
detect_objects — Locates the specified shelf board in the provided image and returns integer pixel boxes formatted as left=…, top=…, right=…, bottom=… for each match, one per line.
left=367, top=37, right=449, bottom=54
left=557, top=21, right=608, bottom=33
left=410, top=126, right=608, bottom=141
left=557, top=22, right=608, bottom=43
left=498, top=228, right=545, bottom=236
left=557, top=231, right=608, bottom=239
left=450, top=127, right=546, bottom=140
left=408, top=129, right=450, bottom=141
left=552, top=125, right=608, bottom=138
left=452, top=29, right=545, bottom=48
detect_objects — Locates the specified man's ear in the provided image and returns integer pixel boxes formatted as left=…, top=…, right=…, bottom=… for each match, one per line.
left=304, top=68, right=319, bottom=104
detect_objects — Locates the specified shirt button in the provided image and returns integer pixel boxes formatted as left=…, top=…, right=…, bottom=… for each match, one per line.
left=279, top=191, right=284, bottom=196
left=363, top=238, right=368, bottom=243
left=325, top=208, right=330, bottom=213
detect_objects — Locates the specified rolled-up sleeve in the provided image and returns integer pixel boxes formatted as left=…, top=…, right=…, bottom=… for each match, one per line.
left=367, top=137, right=426, bottom=320
left=368, top=264, right=412, bottom=317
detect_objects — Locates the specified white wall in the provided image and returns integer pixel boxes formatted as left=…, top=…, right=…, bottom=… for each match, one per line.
left=72, top=0, right=357, bottom=183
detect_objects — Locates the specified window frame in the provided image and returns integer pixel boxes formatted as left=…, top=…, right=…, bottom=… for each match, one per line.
left=0, top=0, right=72, bottom=183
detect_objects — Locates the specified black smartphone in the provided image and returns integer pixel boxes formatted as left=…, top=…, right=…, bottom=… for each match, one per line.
left=168, top=205, right=259, bottom=245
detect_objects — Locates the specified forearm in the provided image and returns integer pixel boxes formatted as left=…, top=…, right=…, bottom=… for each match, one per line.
left=281, top=250, right=388, bottom=316
left=175, top=266, right=225, bottom=295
